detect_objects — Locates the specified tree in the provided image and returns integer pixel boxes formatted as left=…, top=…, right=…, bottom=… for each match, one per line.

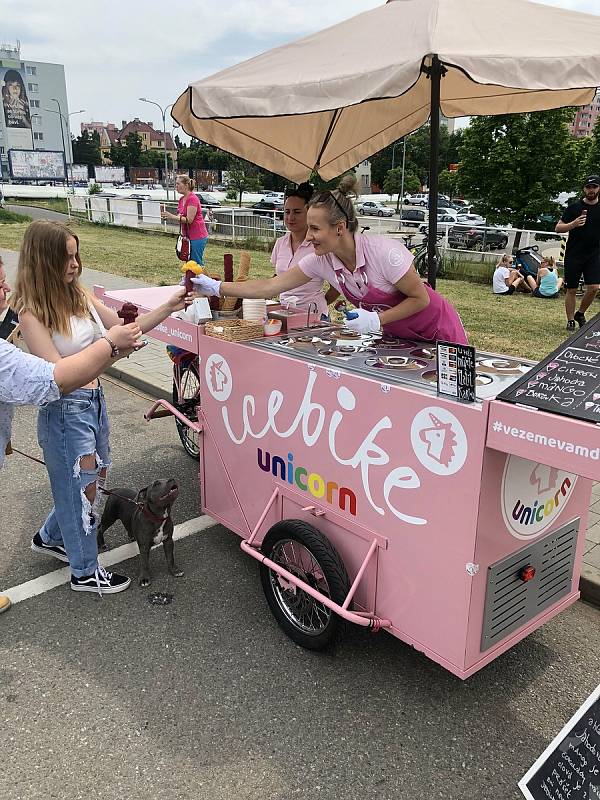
left=139, top=149, right=172, bottom=169
left=369, top=125, right=463, bottom=191
left=457, top=110, right=576, bottom=238
left=109, top=142, right=127, bottom=166
left=437, top=169, right=460, bottom=199
left=71, top=130, right=102, bottom=166
left=124, top=133, right=143, bottom=166
left=227, top=158, right=261, bottom=205
left=382, top=167, right=420, bottom=211
left=583, top=119, right=600, bottom=182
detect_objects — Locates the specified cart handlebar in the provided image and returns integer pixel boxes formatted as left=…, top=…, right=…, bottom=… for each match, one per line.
left=144, top=399, right=203, bottom=433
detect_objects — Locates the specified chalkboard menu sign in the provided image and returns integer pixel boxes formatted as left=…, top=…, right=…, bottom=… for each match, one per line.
left=498, top=313, right=600, bottom=423
left=519, top=683, right=600, bottom=799
left=436, top=341, right=476, bottom=402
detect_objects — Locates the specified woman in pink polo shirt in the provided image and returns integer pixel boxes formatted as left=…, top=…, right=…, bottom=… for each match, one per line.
left=161, top=175, right=209, bottom=265
left=273, top=182, right=338, bottom=318
left=191, top=175, right=467, bottom=344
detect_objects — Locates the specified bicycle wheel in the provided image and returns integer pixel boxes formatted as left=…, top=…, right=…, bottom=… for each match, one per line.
left=415, top=246, right=441, bottom=278
left=173, top=360, right=201, bottom=460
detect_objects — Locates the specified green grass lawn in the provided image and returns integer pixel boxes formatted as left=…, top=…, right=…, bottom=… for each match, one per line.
left=0, top=219, right=584, bottom=362
left=0, top=208, right=31, bottom=224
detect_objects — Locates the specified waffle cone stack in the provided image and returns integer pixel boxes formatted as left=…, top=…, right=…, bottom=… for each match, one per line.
left=222, top=276, right=247, bottom=311
left=236, top=251, right=251, bottom=280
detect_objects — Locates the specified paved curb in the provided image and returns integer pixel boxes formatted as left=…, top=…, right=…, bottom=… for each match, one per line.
left=580, top=566, right=600, bottom=607
left=105, top=364, right=171, bottom=401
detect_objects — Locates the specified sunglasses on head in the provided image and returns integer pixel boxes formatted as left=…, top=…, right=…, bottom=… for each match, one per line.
left=316, top=191, right=350, bottom=224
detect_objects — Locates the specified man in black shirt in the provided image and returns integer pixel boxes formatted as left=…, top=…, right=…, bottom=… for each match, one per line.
left=556, top=175, right=600, bottom=331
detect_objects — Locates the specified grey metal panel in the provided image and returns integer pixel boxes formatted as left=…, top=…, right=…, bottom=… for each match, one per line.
left=481, top=518, right=579, bottom=652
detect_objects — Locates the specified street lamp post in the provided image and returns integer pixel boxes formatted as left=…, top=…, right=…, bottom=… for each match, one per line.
left=46, top=103, right=86, bottom=187
left=139, top=98, right=174, bottom=200
left=50, top=98, right=68, bottom=187
left=391, top=140, right=401, bottom=172
left=398, top=137, right=407, bottom=219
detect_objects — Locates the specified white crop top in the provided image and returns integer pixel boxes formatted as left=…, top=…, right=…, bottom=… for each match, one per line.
left=50, top=301, right=106, bottom=357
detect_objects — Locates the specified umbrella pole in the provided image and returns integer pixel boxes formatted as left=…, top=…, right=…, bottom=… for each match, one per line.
left=425, top=55, right=446, bottom=289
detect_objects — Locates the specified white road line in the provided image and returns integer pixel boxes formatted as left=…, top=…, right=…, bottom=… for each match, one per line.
left=4, top=515, right=216, bottom=605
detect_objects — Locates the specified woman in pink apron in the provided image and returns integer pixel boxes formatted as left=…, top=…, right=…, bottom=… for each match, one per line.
left=190, top=175, right=467, bottom=345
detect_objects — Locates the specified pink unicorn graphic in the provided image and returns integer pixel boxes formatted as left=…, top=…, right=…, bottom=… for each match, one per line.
left=419, top=413, right=457, bottom=467
left=210, top=359, right=228, bottom=394
left=529, top=464, right=559, bottom=495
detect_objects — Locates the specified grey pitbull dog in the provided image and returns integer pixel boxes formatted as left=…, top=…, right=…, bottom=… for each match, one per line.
left=97, top=478, right=183, bottom=586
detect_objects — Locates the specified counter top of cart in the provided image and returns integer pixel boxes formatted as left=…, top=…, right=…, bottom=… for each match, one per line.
left=191, top=229, right=467, bottom=346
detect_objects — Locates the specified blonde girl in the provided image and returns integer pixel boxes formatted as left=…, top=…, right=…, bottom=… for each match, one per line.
left=12, top=220, right=188, bottom=595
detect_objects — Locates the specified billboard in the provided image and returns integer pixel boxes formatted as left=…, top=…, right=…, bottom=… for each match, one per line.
left=69, top=164, right=89, bottom=183
left=8, top=149, right=66, bottom=181
left=1, top=66, right=33, bottom=150
left=193, top=169, right=219, bottom=188
left=94, top=165, right=126, bottom=183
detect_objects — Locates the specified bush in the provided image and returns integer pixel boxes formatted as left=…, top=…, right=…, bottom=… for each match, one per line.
left=0, top=207, right=31, bottom=224
left=226, top=189, right=237, bottom=201
left=88, top=183, right=101, bottom=195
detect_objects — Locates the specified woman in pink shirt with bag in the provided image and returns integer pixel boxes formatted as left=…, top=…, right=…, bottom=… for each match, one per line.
left=191, top=175, right=467, bottom=344
left=272, top=182, right=339, bottom=318
left=161, top=175, right=209, bottom=265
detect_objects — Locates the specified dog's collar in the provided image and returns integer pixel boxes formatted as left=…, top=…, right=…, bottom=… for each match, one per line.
left=99, top=486, right=171, bottom=525
left=141, top=506, right=169, bottom=525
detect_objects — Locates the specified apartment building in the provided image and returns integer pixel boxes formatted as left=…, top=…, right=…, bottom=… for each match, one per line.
left=0, top=42, right=71, bottom=177
left=571, top=92, right=600, bottom=138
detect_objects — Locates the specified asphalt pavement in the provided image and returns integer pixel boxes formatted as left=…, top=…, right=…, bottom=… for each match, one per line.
left=3, top=382, right=600, bottom=800
left=3, top=230, right=600, bottom=799
left=5, top=203, right=70, bottom=221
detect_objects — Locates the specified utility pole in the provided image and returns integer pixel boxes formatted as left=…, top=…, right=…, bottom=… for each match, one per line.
left=139, top=98, right=174, bottom=200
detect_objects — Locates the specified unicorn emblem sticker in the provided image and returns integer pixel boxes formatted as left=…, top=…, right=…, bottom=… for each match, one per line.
left=205, top=354, right=233, bottom=402
left=410, top=406, right=467, bottom=476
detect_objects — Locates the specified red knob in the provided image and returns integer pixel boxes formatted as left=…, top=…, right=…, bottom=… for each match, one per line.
left=519, top=565, right=536, bottom=582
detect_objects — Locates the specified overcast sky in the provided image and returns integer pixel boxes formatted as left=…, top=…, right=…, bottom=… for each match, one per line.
left=0, top=0, right=597, bottom=139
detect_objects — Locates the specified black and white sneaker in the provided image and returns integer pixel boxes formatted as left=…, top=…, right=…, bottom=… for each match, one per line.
left=566, top=320, right=576, bottom=332
left=71, top=566, right=131, bottom=594
left=574, top=310, right=586, bottom=328
left=31, top=531, right=69, bottom=563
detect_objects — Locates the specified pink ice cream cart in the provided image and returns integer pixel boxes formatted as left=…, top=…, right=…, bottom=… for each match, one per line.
left=96, top=283, right=600, bottom=679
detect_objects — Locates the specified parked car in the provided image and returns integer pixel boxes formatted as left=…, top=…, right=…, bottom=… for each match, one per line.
left=128, top=193, right=151, bottom=201
left=452, top=198, right=471, bottom=208
left=264, top=191, right=285, bottom=200
left=196, top=192, right=221, bottom=208
left=120, top=182, right=134, bottom=189
left=456, top=213, right=487, bottom=227
left=252, top=199, right=284, bottom=217
left=419, top=213, right=458, bottom=235
left=398, top=208, right=426, bottom=227
left=408, top=193, right=429, bottom=206
left=436, top=207, right=459, bottom=219
left=448, top=224, right=508, bottom=251
left=355, top=200, right=394, bottom=217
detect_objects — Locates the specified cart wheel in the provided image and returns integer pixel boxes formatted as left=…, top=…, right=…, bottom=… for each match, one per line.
left=173, top=361, right=201, bottom=460
left=259, top=520, right=350, bottom=651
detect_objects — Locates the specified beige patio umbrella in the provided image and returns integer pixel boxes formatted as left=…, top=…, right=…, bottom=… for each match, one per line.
left=172, top=0, right=600, bottom=286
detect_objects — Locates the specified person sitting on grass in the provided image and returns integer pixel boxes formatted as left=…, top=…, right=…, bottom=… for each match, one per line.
left=532, top=256, right=563, bottom=299
left=492, top=254, right=524, bottom=295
